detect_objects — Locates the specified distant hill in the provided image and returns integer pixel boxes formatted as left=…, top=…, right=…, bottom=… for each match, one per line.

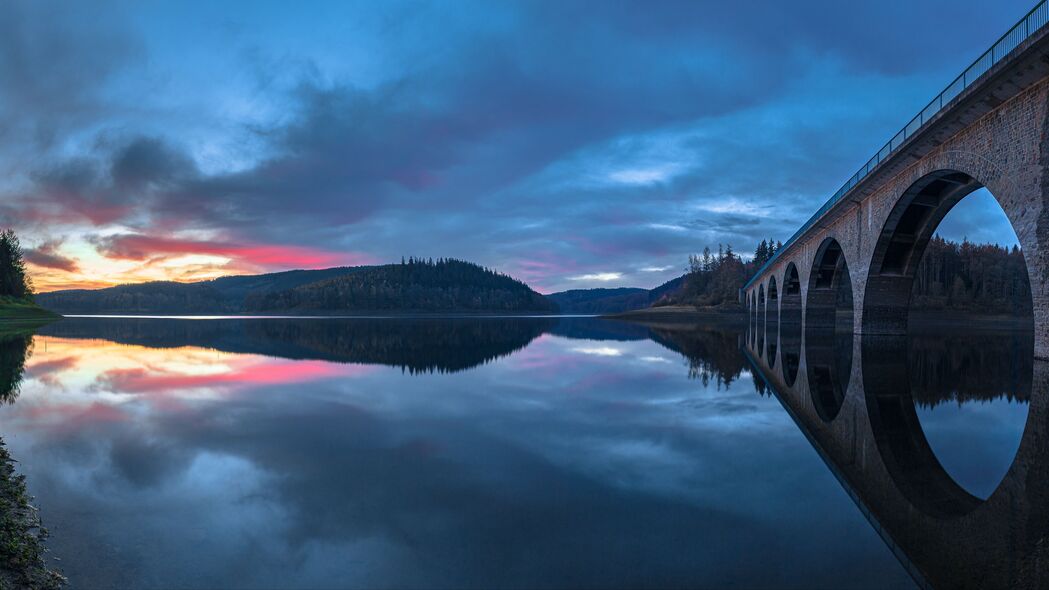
left=649, top=275, right=685, bottom=303
left=546, top=275, right=686, bottom=314
left=546, top=288, right=650, bottom=313
left=36, top=266, right=367, bottom=314
left=245, top=259, right=556, bottom=314
left=37, top=259, right=556, bottom=315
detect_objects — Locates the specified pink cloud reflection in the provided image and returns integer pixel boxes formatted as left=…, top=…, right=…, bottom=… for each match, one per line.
left=97, top=359, right=365, bottom=394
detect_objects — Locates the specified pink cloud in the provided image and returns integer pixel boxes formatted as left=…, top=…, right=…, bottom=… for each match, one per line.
left=94, top=233, right=375, bottom=270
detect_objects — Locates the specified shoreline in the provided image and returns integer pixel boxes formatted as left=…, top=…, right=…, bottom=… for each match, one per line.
left=0, top=301, right=60, bottom=324
left=0, top=442, right=64, bottom=589
left=605, top=305, right=1034, bottom=332
left=47, top=312, right=596, bottom=320
left=602, top=305, right=746, bottom=325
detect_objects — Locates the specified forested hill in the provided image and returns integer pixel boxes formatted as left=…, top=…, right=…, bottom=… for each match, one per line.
left=245, top=258, right=556, bottom=313
left=547, top=276, right=685, bottom=314
left=37, top=259, right=556, bottom=315
left=36, top=266, right=367, bottom=314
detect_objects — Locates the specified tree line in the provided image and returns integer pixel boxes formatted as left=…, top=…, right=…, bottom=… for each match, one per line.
left=911, top=236, right=1031, bottom=314
left=658, top=240, right=781, bottom=308
left=665, top=235, right=1031, bottom=315
left=245, top=258, right=558, bottom=313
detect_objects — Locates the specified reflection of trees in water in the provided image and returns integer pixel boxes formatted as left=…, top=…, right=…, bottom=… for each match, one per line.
left=0, top=327, right=61, bottom=588
left=647, top=326, right=747, bottom=388
left=39, top=317, right=554, bottom=374
left=0, top=332, right=33, bottom=405
left=750, top=371, right=768, bottom=396
left=38, top=317, right=761, bottom=386
left=546, top=317, right=652, bottom=342
left=245, top=320, right=554, bottom=374
left=908, top=332, right=1033, bottom=407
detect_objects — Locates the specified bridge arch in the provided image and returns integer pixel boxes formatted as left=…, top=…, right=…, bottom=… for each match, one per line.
left=805, top=238, right=854, bottom=422
left=862, top=168, right=1034, bottom=336
left=766, top=276, right=780, bottom=369
left=757, top=283, right=766, bottom=358
left=805, top=237, right=853, bottom=329
left=781, top=263, right=802, bottom=386
left=767, top=276, right=779, bottom=323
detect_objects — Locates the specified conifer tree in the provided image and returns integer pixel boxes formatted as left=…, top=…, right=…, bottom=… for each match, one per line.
left=0, top=230, right=31, bottom=300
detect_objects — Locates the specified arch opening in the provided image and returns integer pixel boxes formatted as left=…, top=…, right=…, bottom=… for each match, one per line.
left=863, top=169, right=1034, bottom=510
left=766, top=277, right=779, bottom=369
left=781, top=264, right=802, bottom=387
left=805, top=238, right=854, bottom=422
left=757, top=284, right=766, bottom=359
left=863, top=170, right=1033, bottom=334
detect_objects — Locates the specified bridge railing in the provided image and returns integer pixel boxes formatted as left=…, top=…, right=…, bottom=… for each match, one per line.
left=742, top=0, right=1049, bottom=291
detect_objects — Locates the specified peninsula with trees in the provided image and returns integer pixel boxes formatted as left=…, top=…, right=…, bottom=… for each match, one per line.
left=0, top=229, right=58, bottom=323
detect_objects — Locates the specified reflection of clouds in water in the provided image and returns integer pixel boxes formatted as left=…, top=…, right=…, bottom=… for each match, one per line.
left=917, top=400, right=1029, bottom=499
left=639, top=356, right=673, bottom=363
left=3, top=327, right=908, bottom=589
left=571, top=345, right=624, bottom=356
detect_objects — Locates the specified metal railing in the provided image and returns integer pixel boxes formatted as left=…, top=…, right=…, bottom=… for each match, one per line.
left=743, top=0, right=1049, bottom=290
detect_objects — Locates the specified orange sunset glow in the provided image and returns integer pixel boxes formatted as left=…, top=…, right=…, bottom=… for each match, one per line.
left=25, top=234, right=376, bottom=293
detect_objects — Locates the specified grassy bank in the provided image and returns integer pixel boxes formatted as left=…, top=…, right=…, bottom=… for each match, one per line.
left=0, top=298, right=59, bottom=328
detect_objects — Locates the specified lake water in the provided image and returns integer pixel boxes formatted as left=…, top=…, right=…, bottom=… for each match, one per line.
left=0, top=316, right=1036, bottom=588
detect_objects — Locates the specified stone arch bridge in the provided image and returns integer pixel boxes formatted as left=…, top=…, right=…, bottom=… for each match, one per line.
left=743, top=3, right=1049, bottom=359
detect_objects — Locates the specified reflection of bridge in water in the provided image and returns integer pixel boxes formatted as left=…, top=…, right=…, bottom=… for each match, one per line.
left=744, top=316, right=1046, bottom=589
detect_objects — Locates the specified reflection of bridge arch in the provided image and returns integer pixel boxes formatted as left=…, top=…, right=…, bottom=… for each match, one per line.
left=862, top=336, right=983, bottom=517
left=801, top=238, right=853, bottom=422
left=743, top=331, right=1049, bottom=589
left=779, top=263, right=803, bottom=386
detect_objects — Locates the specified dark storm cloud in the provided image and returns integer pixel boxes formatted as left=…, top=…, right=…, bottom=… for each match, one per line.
left=20, top=17, right=786, bottom=236
left=110, top=137, right=196, bottom=191
left=0, top=0, right=141, bottom=151
left=0, top=0, right=1036, bottom=288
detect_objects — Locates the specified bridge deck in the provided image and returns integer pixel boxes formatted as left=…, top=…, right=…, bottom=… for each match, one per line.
left=745, top=1, right=1049, bottom=290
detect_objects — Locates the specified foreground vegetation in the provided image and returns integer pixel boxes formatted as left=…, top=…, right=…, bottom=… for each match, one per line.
left=0, top=298, right=59, bottom=323
left=0, top=442, right=65, bottom=590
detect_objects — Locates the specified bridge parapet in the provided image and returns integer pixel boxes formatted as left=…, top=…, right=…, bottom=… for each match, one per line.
left=743, top=2, right=1049, bottom=358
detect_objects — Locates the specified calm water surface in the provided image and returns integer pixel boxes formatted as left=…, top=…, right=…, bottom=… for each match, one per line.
left=0, top=316, right=1031, bottom=588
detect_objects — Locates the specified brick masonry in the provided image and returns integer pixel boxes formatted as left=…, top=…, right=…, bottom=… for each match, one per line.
left=746, top=73, right=1049, bottom=359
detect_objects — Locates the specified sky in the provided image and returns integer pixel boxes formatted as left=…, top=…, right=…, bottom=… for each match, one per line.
left=0, top=0, right=1033, bottom=293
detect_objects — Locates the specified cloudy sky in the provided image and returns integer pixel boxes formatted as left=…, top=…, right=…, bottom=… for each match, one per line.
left=1, top=0, right=1032, bottom=293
